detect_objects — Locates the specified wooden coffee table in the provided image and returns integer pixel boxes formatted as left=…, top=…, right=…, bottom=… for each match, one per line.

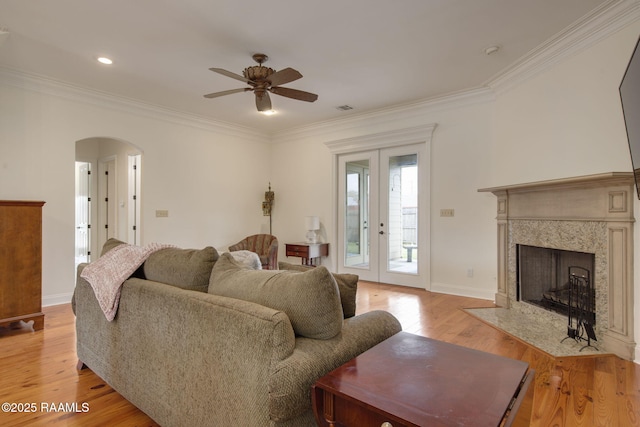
left=312, top=332, right=534, bottom=427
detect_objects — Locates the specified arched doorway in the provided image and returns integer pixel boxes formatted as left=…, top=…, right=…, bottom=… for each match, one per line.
left=75, top=137, right=142, bottom=268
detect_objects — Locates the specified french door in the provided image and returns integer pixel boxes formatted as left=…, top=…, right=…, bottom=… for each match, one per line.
left=337, top=144, right=428, bottom=288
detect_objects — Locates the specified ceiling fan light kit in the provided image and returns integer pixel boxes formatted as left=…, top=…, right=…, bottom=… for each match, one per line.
left=204, top=53, right=318, bottom=113
left=244, top=65, right=275, bottom=81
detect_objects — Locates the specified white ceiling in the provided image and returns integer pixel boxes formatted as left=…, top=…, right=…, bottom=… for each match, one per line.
left=0, top=0, right=612, bottom=134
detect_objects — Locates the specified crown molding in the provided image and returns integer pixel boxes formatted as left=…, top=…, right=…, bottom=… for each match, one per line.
left=274, top=87, right=492, bottom=144
left=487, top=0, right=640, bottom=94
left=0, top=66, right=268, bottom=143
left=324, top=123, right=437, bottom=155
left=3, top=1, right=636, bottom=145
left=276, top=1, right=640, bottom=143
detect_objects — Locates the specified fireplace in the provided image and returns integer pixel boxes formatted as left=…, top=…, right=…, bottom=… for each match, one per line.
left=479, top=173, right=636, bottom=360
left=517, top=245, right=595, bottom=322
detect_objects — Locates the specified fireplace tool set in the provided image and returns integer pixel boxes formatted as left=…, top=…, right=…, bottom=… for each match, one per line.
left=561, top=266, right=598, bottom=351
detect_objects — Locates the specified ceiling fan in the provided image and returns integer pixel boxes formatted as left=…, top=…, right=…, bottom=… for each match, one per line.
left=204, top=53, right=318, bottom=112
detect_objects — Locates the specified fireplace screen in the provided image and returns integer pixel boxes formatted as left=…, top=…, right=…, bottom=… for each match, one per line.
left=517, top=245, right=596, bottom=323
left=562, top=266, right=598, bottom=349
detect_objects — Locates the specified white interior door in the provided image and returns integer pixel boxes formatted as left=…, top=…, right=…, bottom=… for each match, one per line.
left=99, top=157, right=117, bottom=248
left=128, top=154, right=141, bottom=245
left=75, top=161, right=91, bottom=269
left=338, top=144, right=428, bottom=288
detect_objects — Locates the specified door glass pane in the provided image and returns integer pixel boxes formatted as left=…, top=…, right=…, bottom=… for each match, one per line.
left=387, top=154, right=418, bottom=274
left=345, top=160, right=369, bottom=267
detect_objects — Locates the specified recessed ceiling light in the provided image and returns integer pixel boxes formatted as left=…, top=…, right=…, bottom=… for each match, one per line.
left=260, top=110, right=276, bottom=116
left=97, top=57, right=113, bottom=65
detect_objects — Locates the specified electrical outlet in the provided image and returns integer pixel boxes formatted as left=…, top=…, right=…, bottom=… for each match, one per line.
left=467, top=268, right=474, bottom=278
left=155, top=210, right=169, bottom=218
left=440, top=209, right=454, bottom=217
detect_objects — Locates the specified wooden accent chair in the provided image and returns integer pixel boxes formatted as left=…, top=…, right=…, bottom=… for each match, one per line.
left=228, top=234, right=278, bottom=270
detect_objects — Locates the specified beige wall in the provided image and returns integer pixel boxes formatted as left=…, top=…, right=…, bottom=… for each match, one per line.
left=270, top=19, right=640, bottom=357
left=1, top=16, right=639, bottom=356
left=491, top=22, right=639, bottom=186
left=271, top=97, right=497, bottom=299
left=0, top=82, right=271, bottom=305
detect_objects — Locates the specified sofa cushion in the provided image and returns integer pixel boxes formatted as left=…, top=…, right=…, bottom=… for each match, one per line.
left=278, top=261, right=358, bottom=318
left=209, top=253, right=343, bottom=339
left=144, top=246, right=219, bottom=292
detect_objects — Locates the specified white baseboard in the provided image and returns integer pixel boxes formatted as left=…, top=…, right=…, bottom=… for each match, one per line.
left=43, top=292, right=73, bottom=307
left=429, top=282, right=495, bottom=301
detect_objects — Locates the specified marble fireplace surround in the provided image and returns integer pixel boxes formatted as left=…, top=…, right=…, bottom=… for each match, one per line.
left=479, top=173, right=636, bottom=360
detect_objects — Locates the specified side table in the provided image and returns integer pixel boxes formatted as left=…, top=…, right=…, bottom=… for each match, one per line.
left=285, top=242, right=329, bottom=266
left=312, top=331, right=534, bottom=427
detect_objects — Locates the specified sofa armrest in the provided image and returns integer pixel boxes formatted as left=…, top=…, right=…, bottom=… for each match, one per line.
left=71, top=263, right=89, bottom=315
left=268, top=310, right=401, bottom=421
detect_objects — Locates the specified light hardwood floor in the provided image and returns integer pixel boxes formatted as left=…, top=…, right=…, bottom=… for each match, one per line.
left=1, top=281, right=638, bottom=426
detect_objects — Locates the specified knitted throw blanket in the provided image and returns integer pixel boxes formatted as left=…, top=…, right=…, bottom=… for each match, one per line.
left=80, top=242, right=174, bottom=321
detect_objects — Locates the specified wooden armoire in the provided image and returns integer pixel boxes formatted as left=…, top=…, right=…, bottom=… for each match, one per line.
left=0, top=200, right=45, bottom=330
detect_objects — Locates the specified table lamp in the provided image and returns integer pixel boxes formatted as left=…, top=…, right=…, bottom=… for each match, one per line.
left=305, top=216, right=320, bottom=244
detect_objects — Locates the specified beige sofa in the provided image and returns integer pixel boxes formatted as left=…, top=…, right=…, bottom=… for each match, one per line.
left=73, top=240, right=401, bottom=427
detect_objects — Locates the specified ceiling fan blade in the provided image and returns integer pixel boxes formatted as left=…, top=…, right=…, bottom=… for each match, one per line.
left=209, top=68, right=250, bottom=83
left=267, top=67, right=302, bottom=86
left=269, top=86, right=318, bottom=102
left=203, top=88, right=249, bottom=98
left=256, top=91, right=272, bottom=111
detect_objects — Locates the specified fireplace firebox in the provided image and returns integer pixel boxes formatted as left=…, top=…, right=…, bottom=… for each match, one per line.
left=517, top=245, right=596, bottom=323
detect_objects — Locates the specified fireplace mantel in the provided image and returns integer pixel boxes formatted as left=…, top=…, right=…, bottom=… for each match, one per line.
left=479, top=172, right=636, bottom=360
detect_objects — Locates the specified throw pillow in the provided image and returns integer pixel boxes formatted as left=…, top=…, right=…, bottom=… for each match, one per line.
left=228, top=250, right=262, bottom=270
left=278, top=261, right=358, bottom=318
left=144, top=246, right=219, bottom=292
left=209, top=253, right=343, bottom=339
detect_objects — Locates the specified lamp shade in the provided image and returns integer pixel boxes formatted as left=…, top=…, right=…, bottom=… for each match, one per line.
left=305, top=216, right=320, bottom=230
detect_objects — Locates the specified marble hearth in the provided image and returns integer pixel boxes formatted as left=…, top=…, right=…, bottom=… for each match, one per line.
left=479, top=173, right=636, bottom=360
